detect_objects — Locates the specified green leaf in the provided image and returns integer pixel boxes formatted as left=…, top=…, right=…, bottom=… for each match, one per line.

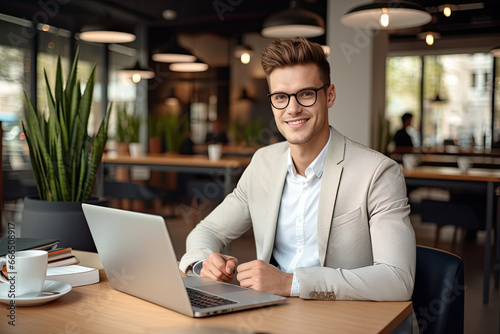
left=23, top=46, right=109, bottom=202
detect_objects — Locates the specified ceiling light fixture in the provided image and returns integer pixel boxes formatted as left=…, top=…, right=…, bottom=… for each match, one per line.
left=437, top=4, right=458, bottom=18
left=261, top=0, right=325, bottom=38
left=341, top=1, right=432, bottom=30
left=119, top=61, right=155, bottom=83
left=162, top=9, right=178, bottom=21
left=164, top=87, right=179, bottom=105
left=152, top=37, right=197, bottom=63
left=79, top=21, right=135, bottom=43
left=417, top=31, right=441, bottom=46
left=234, top=36, right=253, bottom=65
left=169, top=59, right=208, bottom=72
left=490, top=46, right=500, bottom=57
left=239, top=88, right=253, bottom=101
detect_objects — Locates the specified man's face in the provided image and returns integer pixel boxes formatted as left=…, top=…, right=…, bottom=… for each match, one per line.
left=268, top=63, right=335, bottom=148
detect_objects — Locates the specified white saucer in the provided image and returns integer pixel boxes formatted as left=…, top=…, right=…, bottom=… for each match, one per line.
left=0, top=280, right=72, bottom=306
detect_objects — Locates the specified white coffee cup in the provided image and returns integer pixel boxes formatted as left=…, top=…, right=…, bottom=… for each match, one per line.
left=402, top=154, right=420, bottom=171
left=208, top=143, right=222, bottom=161
left=0, top=250, right=48, bottom=297
left=457, top=157, right=472, bottom=173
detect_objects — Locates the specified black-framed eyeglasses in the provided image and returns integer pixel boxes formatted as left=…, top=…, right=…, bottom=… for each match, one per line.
left=267, top=84, right=329, bottom=110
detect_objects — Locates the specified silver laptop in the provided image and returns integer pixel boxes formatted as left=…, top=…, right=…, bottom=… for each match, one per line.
left=82, top=204, right=286, bottom=317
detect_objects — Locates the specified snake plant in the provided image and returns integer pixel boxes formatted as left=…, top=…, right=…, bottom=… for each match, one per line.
left=22, top=48, right=111, bottom=202
left=116, top=103, right=141, bottom=143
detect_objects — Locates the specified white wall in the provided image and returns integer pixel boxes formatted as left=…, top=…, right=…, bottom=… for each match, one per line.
left=327, top=0, right=388, bottom=147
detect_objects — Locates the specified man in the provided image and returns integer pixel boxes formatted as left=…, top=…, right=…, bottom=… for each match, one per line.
left=393, top=112, right=414, bottom=148
left=180, top=37, right=415, bottom=301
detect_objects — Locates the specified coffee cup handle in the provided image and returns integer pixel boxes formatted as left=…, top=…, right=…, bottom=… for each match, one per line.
left=0, top=257, right=9, bottom=283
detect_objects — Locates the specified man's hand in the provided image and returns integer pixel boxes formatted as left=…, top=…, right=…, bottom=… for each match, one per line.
left=200, top=253, right=238, bottom=283
left=237, top=260, right=293, bottom=296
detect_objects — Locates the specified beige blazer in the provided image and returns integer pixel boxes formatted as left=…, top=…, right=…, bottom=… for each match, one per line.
left=180, top=127, right=416, bottom=301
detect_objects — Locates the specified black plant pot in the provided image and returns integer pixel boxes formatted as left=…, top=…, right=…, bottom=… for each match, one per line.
left=21, top=196, right=108, bottom=252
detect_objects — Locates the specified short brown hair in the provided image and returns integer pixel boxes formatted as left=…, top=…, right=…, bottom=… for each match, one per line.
left=260, top=37, right=330, bottom=85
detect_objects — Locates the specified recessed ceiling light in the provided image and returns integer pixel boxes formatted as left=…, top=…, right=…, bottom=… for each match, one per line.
left=162, top=9, right=178, bottom=21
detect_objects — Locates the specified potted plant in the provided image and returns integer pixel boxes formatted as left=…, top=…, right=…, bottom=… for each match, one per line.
left=116, top=102, right=142, bottom=155
left=148, top=114, right=164, bottom=154
left=164, top=114, right=189, bottom=153
left=20, top=48, right=111, bottom=251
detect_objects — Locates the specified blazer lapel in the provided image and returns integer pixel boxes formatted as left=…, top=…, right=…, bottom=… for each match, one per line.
left=261, top=149, right=288, bottom=262
left=317, top=127, right=345, bottom=266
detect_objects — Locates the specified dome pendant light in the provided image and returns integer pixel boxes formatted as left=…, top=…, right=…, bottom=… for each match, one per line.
left=152, top=36, right=196, bottom=63
left=119, top=61, right=155, bottom=83
left=341, top=1, right=432, bottom=30
left=169, top=59, right=209, bottom=72
left=261, top=0, right=325, bottom=38
left=490, top=46, right=500, bottom=57
left=79, top=18, right=135, bottom=44
left=417, top=31, right=441, bottom=46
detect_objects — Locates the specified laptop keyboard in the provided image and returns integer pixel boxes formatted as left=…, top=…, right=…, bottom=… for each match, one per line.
left=187, top=287, right=238, bottom=309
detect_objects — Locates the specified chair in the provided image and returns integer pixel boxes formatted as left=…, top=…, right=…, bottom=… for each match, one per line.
left=419, top=199, right=483, bottom=247
left=3, top=170, right=38, bottom=224
left=184, top=178, right=225, bottom=224
left=103, top=180, right=173, bottom=214
left=412, top=245, right=464, bottom=334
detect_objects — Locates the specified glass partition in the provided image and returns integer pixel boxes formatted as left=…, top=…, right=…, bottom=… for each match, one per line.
left=493, top=58, right=500, bottom=148
left=0, top=14, right=33, bottom=161
left=386, top=56, right=421, bottom=146
left=37, top=26, right=71, bottom=116
left=386, top=53, right=494, bottom=149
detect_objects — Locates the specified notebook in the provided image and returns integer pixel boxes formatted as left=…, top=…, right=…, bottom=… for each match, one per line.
left=81, top=204, right=286, bottom=317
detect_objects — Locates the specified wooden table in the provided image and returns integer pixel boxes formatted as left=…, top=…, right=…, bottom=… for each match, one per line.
left=193, top=143, right=261, bottom=157
left=101, top=153, right=252, bottom=197
left=390, top=152, right=500, bottom=169
left=403, top=166, right=500, bottom=303
left=2, top=251, right=413, bottom=333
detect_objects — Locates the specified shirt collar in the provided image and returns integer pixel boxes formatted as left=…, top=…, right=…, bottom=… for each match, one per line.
left=287, top=128, right=332, bottom=179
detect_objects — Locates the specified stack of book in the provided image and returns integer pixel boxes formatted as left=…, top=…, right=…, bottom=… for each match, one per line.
left=47, top=247, right=80, bottom=268
left=0, top=237, right=60, bottom=256
left=46, top=265, right=99, bottom=287
left=0, top=237, right=99, bottom=287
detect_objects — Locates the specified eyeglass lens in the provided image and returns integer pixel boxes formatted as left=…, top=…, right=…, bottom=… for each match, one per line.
left=269, top=85, right=328, bottom=109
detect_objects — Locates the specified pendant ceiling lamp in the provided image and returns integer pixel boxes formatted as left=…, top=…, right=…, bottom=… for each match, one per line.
left=169, top=59, right=208, bottom=72
left=261, top=0, right=325, bottom=38
left=417, top=31, right=441, bottom=46
left=234, top=36, right=253, bottom=65
left=119, top=61, right=155, bottom=83
left=491, top=46, right=500, bottom=57
left=164, top=87, right=179, bottom=105
left=437, top=4, right=458, bottom=18
left=152, top=36, right=197, bottom=63
left=341, top=1, right=432, bottom=30
left=79, top=20, right=135, bottom=43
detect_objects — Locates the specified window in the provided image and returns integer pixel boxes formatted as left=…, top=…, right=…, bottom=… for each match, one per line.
left=0, top=14, right=33, bottom=158
left=108, top=44, right=137, bottom=140
left=386, top=53, right=494, bottom=148
left=493, top=58, right=500, bottom=147
left=0, top=15, right=32, bottom=122
left=37, top=26, right=71, bottom=116
left=385, top=56, right=421, bottom=146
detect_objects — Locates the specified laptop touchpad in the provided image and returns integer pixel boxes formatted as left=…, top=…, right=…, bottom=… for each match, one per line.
left=199, top=283, right=248, bottom=294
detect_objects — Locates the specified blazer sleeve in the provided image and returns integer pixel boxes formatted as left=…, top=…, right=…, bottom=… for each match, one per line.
left=296, top=160, right=416, bottom=301
left=178, top=159, right=254, bottom=274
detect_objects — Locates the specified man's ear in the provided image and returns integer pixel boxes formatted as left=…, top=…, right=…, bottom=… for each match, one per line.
left=327, top=84, right=336, bottom=107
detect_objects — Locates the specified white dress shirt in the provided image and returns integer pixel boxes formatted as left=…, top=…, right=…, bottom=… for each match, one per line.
left=273, top=130, right=331, bottom=296
left=194, top=130, right=332, bottom=296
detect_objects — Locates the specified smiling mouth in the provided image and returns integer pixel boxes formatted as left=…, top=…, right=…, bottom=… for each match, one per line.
left=286, top=119, right=308, bottom=125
